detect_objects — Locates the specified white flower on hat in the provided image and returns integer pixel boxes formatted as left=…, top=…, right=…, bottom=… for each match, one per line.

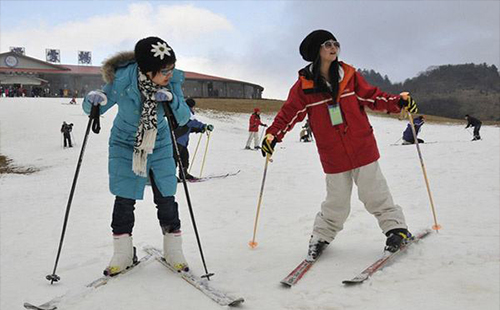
left=150, top=42, right=171, bottom=60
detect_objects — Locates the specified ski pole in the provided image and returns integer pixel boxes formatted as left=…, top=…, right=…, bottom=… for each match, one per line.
left=163, top=101, right=214, bottom=280
left=46, top=105, right=101, bottom=284
left=393, top=137, right=402, bottom=145
left=199, top=131, right=211, bottom=178
left=188, top=133, right=203, bottom=174
left=407, top=110, right=441, bottom=232
left=249, top=153, right=271, bottom=249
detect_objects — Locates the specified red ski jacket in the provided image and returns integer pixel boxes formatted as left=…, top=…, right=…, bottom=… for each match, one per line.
left=266, top=62, right=402, bottom=174
left=249, top=113, right=264, bottom=132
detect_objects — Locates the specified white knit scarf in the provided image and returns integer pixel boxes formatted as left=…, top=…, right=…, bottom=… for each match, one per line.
left=133, top=70, right=160, bottom=177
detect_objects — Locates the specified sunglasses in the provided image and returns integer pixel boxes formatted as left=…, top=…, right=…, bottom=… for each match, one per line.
left=321, top=40, right=341, bottom=49
left=160, top=66, right=175, bottom=76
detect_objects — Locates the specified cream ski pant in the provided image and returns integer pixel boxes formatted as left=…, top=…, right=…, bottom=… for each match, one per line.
left=312, top=161, right=407, bottom=242
left=245, top=131, right=260, bottom=148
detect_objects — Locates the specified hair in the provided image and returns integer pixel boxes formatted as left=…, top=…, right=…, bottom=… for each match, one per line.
left=311, top=56, right=340, bottom=101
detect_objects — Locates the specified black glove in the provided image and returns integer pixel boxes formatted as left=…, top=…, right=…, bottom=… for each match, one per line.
left=399, top=95, right=418, bottom=113
left=263, top=124, right=268, bottom=127
left=261, top=135, right=277, bottom=157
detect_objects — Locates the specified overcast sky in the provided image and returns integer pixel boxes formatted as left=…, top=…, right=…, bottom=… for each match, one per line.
left=1, top=0, right=499, bottom=99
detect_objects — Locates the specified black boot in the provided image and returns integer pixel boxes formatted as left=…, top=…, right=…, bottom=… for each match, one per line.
left=385, top=228, right=412, bottom=252
left=181, top=169, right=197, bottom=181
left=306, top=235, right=329, bottom=262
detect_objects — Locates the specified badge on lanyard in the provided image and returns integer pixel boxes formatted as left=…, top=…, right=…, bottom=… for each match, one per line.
left=328, top=103, right=343, bottom=126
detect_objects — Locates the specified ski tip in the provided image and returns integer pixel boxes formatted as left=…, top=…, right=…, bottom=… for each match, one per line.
left=228, top=298, right=245, bottom=307
left=342, top=279, right=363, bottom=285
left=23, top=302, right=57, bottom=310
left=280, top=281, right=293, bottom=288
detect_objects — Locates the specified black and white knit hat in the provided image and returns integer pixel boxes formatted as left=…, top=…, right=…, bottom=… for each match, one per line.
left=135, top=36, right=176, bottom=74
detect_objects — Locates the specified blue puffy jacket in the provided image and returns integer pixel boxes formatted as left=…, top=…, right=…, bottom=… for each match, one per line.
left=83, top=52, right=190, bottom=200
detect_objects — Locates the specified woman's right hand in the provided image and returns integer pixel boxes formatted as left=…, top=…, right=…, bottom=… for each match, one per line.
left=261, top=134, right=276, bottom=157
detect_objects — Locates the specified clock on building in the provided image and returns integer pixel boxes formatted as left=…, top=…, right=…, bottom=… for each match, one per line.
left=5, top=55, right=19, bottom=68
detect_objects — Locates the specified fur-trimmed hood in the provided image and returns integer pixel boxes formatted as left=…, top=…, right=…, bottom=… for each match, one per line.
left=102, top=51, right=136, bottom=84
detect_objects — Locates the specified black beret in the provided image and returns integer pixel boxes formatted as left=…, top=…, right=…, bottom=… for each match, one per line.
left=299, top=30, right=337, bottom=62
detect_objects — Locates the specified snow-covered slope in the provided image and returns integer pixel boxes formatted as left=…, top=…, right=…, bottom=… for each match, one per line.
left=1, top=98, right=498, bottom=310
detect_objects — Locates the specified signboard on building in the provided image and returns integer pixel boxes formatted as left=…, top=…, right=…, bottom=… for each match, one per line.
left=78, top=51, right=92, bottom=65
left=9, top=47, right=25, bottom=55
left=46, top=49, right=61, bottom=63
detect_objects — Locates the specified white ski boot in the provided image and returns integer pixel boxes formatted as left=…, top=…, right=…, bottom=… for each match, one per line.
left=104, top=234, right=136, bottom=276
left=163, top=231, right=189, bottom=272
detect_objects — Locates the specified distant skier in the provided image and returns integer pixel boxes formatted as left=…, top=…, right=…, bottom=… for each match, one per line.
left=245, top=108, right=267, bottom=150
left=60, top=121, right=74, bottom=148
left=300, top=119, right=312, bottom=142
left=174, top=98, right=213, bottom=180
left=261, top=29, right=418, bottom=261
left=465, top=114, right=482, bottom=141
left=402, top=115, right=425, bottom=144
left=69, top=97, right=77, bottom=104
left=83, top=36, right=191, bottom=276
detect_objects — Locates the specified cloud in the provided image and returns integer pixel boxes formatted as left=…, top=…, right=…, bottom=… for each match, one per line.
left=0, top=2, right=234, bottom=64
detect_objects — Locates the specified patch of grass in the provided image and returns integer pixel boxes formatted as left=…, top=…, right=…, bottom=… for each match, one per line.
left=0, top=155, right=38, bottom=175
left=194, top=98, right=500, bottom=126
left=194, top=98, right=284, bottom=114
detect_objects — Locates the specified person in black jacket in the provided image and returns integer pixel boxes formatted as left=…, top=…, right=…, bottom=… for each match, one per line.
left=465, top=114, right=482, bottom=141
left=60, top=121, right=74, bottom=148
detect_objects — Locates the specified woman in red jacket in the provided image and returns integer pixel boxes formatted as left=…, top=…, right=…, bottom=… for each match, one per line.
left=245, top=108, right=267, bottom=150
left=261, top=30, right=418, bottom=261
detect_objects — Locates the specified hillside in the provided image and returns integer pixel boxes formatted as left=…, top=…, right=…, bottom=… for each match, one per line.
left=360, top=63, right=500, bottom=121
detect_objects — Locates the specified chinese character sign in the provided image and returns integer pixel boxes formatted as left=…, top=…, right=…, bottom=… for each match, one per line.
left=10, top=47, right=25, bottom=55
left=46, top=49, right=61, bottom=63
left=78, top=51, right=92, bottom=65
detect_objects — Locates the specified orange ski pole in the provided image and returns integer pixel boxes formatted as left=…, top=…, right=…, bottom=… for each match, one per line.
left=407, top=111, right=442, bottom=232
left=249, top=153, right=271, bottom=249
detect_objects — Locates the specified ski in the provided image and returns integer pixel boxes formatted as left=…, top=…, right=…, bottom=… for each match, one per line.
left=143, top=246, right=244, bottom=307
left=188, top=170, right=241, bottom=183
left=342, top=229, right=433, bottom=285
left=23, top=253, right=153, bottom=310
left=280, top=259, right=316, bottom=287
left=390, top=142, right=437, bottom=146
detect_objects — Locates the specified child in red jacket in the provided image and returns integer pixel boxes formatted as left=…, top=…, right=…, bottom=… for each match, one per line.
left=245, top=108, right=267, bottom=150
left=261, top=30, right=418, bottom=261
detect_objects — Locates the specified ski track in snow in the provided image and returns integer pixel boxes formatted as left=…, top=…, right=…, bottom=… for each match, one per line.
left=1, top=98, right=499, bottom=310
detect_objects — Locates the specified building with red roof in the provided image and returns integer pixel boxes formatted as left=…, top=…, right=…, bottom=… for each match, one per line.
left=0, top=51, right=263, bottom=99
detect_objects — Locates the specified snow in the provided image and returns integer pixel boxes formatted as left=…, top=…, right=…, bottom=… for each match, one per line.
left=1, top=97, right=499, bottom=310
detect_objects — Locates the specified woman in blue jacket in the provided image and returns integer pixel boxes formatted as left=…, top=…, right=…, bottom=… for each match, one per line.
left=83, top=37, right=191, bottom=276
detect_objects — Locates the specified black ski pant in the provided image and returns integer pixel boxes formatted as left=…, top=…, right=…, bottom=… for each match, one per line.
left=177, top=144, right=190, bottom=175
left=473, top=124, right=481, bottom=138
left=63, top=133, right=72, bottom=147
left=111, top=171, right=180, bottom=235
